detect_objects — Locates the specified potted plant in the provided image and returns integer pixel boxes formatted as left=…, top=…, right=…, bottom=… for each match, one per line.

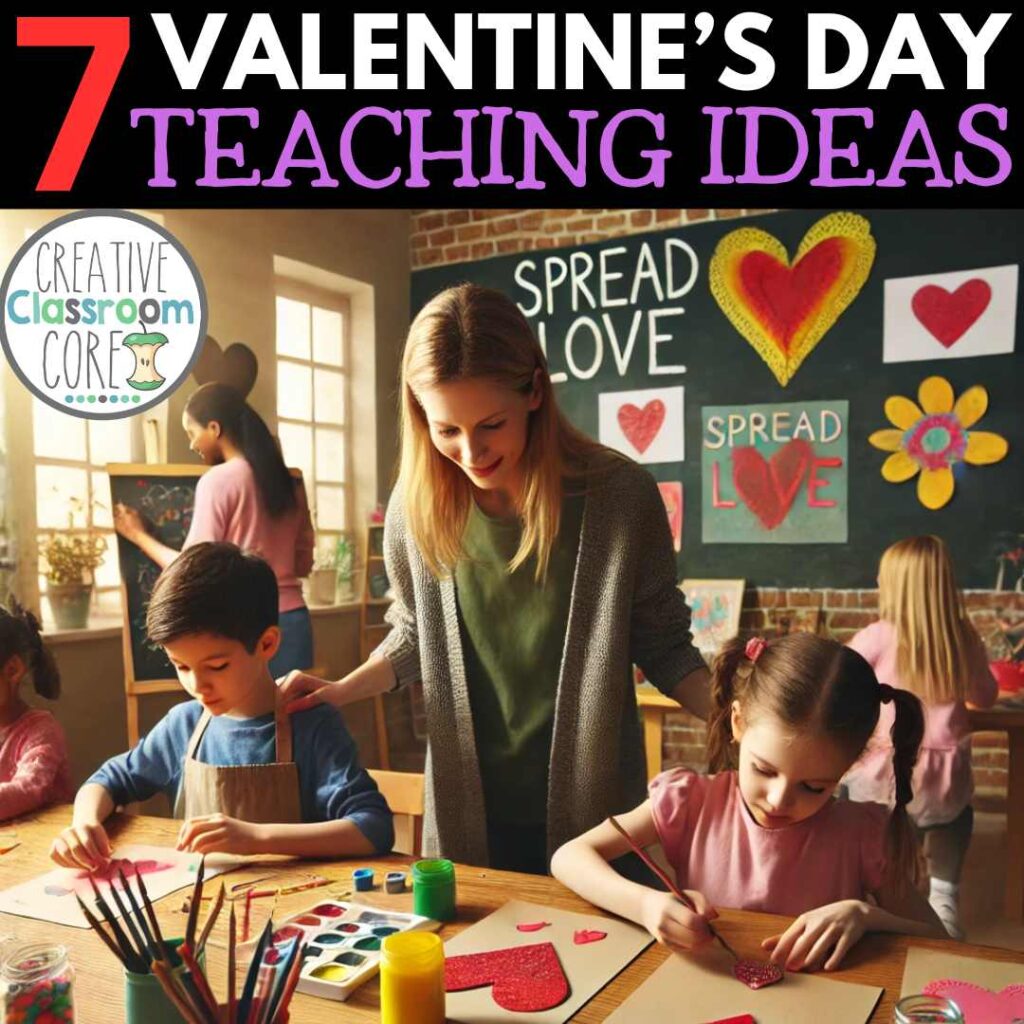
left=38, top=499, right=107, bottom=630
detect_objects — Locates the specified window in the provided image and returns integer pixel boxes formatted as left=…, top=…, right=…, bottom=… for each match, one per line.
left=275, top=281, right=350, bottom=564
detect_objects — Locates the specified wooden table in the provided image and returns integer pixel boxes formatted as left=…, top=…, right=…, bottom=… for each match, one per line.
left=1, top=808, right=1022, bottom=1022
left=968, top=700, right=1024, bottom=921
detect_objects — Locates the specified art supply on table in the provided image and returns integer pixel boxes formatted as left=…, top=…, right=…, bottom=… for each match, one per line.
left=380, top=931, right=445, bottom=1024
left=124, top=938, right=206, bottom=1024
left=892, top=994, right=964, bottom=1023
left=900, top=946, right=1024, bottom=1006
left=442, top=899, right=651, bottom=1024
left=385, top=871, right=407, bottom=894
left=412, top=859, right=457, bottom=922
left=353, top=867, right=375, bottom=892
left=0, top=943, right=74, bottom=1024
left=0, top=834, right=19, bottom=856
left=238, top=899, right=439, bottom=1004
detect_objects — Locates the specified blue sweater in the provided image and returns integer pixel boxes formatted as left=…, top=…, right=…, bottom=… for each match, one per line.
left=87, top=701, right=393, bottom=854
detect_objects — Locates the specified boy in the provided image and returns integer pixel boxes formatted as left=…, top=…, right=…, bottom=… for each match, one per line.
left=51, top=542, right=392, bottom=868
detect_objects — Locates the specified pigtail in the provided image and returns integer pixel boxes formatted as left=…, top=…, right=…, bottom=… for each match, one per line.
left=0, top=599, right=61, bottom=700
left=706, top=637, right=750, bottom=772
left=881, top=684, right=924, bottom=895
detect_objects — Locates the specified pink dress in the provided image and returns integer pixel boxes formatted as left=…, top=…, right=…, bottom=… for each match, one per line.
left=0, top=710, right=73, bottom=821
left=844, top=620, right=998, bottom=827
left=184, top=458, right=315, bottom=613
left=649, top=768, right=889, bottom=916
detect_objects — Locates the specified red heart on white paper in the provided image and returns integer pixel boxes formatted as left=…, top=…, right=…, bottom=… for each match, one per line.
left=617, top=400, right=665, bottom=454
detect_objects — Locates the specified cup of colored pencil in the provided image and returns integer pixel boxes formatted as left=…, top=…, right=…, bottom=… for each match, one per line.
left=79, top=856, right=305, bottom=1024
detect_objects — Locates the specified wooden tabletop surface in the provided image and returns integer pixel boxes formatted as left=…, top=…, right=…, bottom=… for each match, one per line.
left=1, top=808, right=1022, bottom=1022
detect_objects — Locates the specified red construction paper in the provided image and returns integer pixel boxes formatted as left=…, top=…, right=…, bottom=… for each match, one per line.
left=738, top=238, right=844, bottom=351
left=733, top=959, right=784, bottom=990
left=911, top=279, right=991, bottom=347
left=572, top=929, right=607, bottom=945
left=445, top=941, right=570, bottom=1013
left=923, top=979, right=1024, bottom=1022
left=731, top=439, right=814, bottom=530
left=515, top=921, right=551, bottom=933
left=618, top=400, right=665, bottom=454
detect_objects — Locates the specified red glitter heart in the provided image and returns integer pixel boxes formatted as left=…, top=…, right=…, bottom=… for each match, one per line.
left=515, top=921, right=550, bottom=933
left=573, top=929, right=607, bottom=945
left=445, top=942, right=570, bottom=1013
left=733, top=958, right=784, bottom=990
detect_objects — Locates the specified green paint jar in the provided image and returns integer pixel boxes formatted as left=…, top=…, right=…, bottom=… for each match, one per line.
left=412, top=859, right=457, bottom=922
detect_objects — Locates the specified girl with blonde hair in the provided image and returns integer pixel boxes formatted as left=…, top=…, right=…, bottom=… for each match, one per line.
left=281, top=283, right=709, bottom=872
left=844, top=535, right=998, bottom=939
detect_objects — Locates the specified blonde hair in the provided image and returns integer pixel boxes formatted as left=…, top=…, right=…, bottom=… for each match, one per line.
left=877, top=536, right=976, bottom=704
left=398, top=283, right=621, bottom=580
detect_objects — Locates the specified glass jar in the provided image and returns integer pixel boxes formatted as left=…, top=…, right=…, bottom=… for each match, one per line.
left=893, top=994, right=964, bottom=1023
left=1, top=943, right=75, bottom=1023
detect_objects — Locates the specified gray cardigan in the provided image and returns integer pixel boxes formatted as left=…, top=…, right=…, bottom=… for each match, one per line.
left=375, top=459, right=706, bottom=866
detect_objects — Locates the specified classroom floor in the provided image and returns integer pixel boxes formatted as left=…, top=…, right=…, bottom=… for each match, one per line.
left=961, top=808, right=1024, bottom=951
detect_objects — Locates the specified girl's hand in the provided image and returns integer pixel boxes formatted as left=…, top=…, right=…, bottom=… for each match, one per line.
left=277, top=670, right=342, bottom=713
left=640, top=888, right=718, bottom=953
left=49, top=820, right=112, bottom=871
left=177, top=813, right=263, bottom=855
left=762, top=899, right=869, bottom=972
left=113, top=503, right=146, bottom=542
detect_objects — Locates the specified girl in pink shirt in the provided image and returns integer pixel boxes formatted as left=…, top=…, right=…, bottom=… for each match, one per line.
left=0, top=600, right=72, bottom=821
left=114, top=383, right=316, bottom=678
left=844, top=535, right=998, bottom=940
left=552, top=632, right=944, bottom=973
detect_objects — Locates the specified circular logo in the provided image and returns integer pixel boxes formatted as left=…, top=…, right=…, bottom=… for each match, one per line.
left=0, top=210, right=207, bottom=419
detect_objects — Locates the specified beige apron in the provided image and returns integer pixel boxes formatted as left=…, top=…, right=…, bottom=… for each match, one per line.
left=173, top=703, right=303, bottom=823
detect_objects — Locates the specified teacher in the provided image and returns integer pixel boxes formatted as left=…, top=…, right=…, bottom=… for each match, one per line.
left=281, top=284, right=709, bottom=872
left=113, top=382, right=316, bottom=677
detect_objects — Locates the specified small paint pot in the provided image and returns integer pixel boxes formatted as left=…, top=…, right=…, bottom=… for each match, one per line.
left=312, top=903, right=345, bottom=918
left=353, top=868, right=375, bottom=892
left=412, top=859, right=457, bottom=922
left=385, top=871, right=407, bottom=894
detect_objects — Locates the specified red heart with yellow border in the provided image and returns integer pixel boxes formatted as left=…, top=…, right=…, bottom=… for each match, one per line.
left=709, top=213, right=876, bottom=386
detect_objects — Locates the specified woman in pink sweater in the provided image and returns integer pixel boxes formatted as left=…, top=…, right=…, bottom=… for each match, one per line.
left=844, top=535, right=998, bottom=940
left=0, top=600, right=72, bottom=821
left=114, top=383, right=316, bottom=677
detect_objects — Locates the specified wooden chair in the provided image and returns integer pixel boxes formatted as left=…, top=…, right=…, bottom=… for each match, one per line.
left=370, top=769, right=424, bottom=857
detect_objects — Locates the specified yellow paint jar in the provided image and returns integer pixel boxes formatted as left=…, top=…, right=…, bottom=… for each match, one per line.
left=379, top=932, right=445, bottom=1024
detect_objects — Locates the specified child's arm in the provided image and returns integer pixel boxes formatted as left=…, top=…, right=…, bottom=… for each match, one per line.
left=550, top=799, right=717, bottom=953
left=176, top=815, right=375, bottom=858
left=0, top=718, right=69, bottom=822
left=49, top=783, right=116, bottom=870
left=762, top=882, right=945, bottom=973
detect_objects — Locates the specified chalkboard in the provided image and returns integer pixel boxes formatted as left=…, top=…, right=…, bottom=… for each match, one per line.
left=107, top=465, right=204, bottom=684
left=411, top=209, right=1023, bottom=589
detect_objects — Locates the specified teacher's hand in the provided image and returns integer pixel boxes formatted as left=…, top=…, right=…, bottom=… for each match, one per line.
left=113, top=502, right=147, bottom=543
left=277, top=670, right=342, bottom=713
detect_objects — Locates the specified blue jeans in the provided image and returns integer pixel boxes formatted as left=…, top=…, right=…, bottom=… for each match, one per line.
left=270, top=606, right=314, bottom=678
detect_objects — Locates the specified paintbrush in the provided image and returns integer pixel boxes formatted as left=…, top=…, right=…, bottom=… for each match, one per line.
left=179, top=941, right=220, bottom=1024
left=185, top=855, right=206, bottom=950
left=75, top=893, right=129, bottom=966
left=117, top=867, right=158, bottom=961
left=265, top=939, right=301, bottom=1024
left=196, top=880, right=226, bottom=958
left=135, top=867, right=175, bottom=965
left=246, top=966, right=275, bottom=1024
left=87, top=875, right=147, bottom=972
left=607, top=815, right=740, bottom=961
left=237, top=917, right=274, bottom=1024
left=102, top=876, right=151, bottom=970
left=152, top=958, right=205, bottom=1024
left=243, top=887, right=254, bottom=943
left=271, top=938, right=304, bottom=1024
left=228, top=901, right=237, bottom=1024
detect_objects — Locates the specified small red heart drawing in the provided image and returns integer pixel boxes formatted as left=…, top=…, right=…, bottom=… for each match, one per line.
left=515, top=921, right=550, bottom=933
left=739, top=238, right=845, bottom=353
left=733, top=959, right=784, bottom=990
left=573, top=929, right=607, bottom=945
left=911, top=278, right=991, bottom=347
left=923, top=978, right=1024, bottom=1020
left=618, top=400, right=666, bottom=454
left=705, top=1016, right=757, bottom=1024
left=445, top=942, right=570, bottom=1013
left=732, top=439, right=814, bottom=531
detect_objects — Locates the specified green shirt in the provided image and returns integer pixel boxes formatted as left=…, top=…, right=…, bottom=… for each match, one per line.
left=455, top=496, right=584, bottom=826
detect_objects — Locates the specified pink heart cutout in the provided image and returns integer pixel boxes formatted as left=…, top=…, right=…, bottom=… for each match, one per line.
left=923, top=978, right=1024, bottom=1022
left=911, top=279, right=992, bottom=347
left=618, top=400, right=666, bottom=454
left=573, top=929, right=607, bottom=945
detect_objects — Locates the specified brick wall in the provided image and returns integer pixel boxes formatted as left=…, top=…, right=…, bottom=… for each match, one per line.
left=401, top=206, right=1022, bottom=807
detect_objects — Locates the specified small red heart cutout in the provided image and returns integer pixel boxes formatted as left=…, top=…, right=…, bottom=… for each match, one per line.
left=573, top=929, right=607, bottom=945
left=515, top=921, right=550, bottom=933
left=911, top=279, right=991, bottom=347
left=445, top=942, right=570, bottom=1013
left=733, top=959, right=784, bottom=990
left=618, top=400, right=666, bottom=454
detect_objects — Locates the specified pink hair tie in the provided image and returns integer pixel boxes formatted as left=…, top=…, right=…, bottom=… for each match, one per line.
left=745, top=636, right=767, bottom=662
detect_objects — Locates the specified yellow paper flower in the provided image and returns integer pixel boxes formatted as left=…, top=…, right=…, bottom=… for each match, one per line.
left=869, top=376, right=1008, bottom=510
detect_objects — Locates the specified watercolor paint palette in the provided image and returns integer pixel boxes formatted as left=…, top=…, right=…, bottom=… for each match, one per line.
left=245, top=899, right=440, bottom=1002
